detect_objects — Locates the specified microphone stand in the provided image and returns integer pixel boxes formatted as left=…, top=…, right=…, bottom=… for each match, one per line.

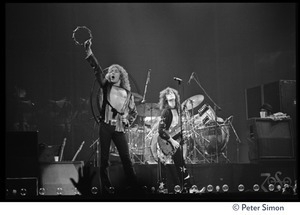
left=191, top=73, right=222, bottom=163
left=227, top=116, right=241, bottom=163
left=186, top=101, right=210, bottom=164
left=88, top=120, right=100, bottom=167
left=174, top=78, right=184, bottom=190
left=140, top=69, right=151, bottom=164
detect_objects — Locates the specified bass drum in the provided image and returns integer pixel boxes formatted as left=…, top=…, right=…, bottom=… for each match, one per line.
left=195, top=118, right=230, bottom=155
left=127, top=125, right=150, bottom=155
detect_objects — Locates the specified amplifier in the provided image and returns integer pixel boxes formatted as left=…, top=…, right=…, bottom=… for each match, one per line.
left=247, top=118, right=294, bottom=161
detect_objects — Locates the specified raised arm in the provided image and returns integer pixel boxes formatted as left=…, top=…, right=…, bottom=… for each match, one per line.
left=84, top=39, right=107, bottom=87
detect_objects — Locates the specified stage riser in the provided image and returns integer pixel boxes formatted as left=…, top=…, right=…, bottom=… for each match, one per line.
left=6, top=131, right=39, bottom=178
left=109, top=161, right=297, bottom=193
left=5, top=161, right=297, bottom=198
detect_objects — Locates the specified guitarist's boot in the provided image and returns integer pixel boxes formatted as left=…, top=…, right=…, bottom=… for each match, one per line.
left=182, top=175, right=191, bottom=194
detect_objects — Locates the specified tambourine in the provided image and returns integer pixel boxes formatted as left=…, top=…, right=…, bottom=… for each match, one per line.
left=72, top=26, right=93, bottom=46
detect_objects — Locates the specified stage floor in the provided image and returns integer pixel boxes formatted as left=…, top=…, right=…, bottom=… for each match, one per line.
left=5, top=160, right=298, bottom=201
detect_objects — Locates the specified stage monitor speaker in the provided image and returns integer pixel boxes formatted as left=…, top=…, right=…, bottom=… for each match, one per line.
left=247, top=118, right=294, bottom=161
left=39, top=161, right=84, bottom=195
left=6, top=131, right=39, bottom=178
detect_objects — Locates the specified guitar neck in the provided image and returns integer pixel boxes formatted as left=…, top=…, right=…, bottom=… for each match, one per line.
left=169, top=124, right=182, bottom=138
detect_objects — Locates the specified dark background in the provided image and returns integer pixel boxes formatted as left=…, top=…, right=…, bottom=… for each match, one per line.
left=5, top=3, right=296, bottom=163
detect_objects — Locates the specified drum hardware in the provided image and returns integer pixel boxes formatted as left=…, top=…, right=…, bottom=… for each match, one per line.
left=87, top=137, right=100, bottom=167
left=133, top=102, right=161, bottom=164
left=225, top=115, right=241, bottom=163
left=185, top=120, right=210, bottom=164
left=127, top=126, right=145, bottom=164
left=182, top=97, right=210, bottom=164
left=188, top=72, right=223, bottom=162
left=184, top=103, right=232, bottom=163
left=136, top=103, right=161, bottom=117
left=181, top=94, right=204, bottom=111
left=132, top=92, right=143, bottom=103
left=127, top=70, right=152, bottom=164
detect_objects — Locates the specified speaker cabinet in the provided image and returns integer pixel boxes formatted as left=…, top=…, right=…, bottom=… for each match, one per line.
left=39, top=161, right=84, bottom=195
left=263, top=80, right=296, bottom=117
left=247, top=118, right=294, bottom=162
left=6, top=131, right=39, bottom=178
left=263, top=80, right=297, bottom=143
left=245, top=80, right=296, bottom=120
left=245, top=85, right=263, bottom=119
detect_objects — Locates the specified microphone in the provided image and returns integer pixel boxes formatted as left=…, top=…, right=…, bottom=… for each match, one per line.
left=188, top=72, right=194, bottom=84
left=173, top=77, right=182, bottom=82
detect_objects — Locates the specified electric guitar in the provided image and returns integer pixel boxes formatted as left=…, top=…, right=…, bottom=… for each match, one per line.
left=157, top=124, right=183, bottom=156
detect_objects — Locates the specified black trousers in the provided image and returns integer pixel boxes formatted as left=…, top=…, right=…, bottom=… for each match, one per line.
left=99, top=122, right=137, bottom=190
left=160, top=145, right=190, bottom=187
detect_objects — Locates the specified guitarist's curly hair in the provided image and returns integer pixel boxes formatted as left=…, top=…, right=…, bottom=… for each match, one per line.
left=158, top=87, right=181, bottom=110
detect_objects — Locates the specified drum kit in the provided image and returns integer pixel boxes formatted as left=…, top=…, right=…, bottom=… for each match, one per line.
left=126, top=93, right=232, bottom=164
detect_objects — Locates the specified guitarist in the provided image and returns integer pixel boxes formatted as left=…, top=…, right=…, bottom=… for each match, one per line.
left=157, top=87, right=191, bottom=193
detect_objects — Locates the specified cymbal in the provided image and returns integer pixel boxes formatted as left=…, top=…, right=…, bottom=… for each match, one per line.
left=132, top=92, right=143, bottom=102
left=137, top=103, right=161, bottom=117
left=182, top=94, right=204, bottom=111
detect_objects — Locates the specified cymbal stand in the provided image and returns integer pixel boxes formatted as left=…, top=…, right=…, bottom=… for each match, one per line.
left=88, top=138, right=99, bottom=167
left=191, top=73, right=222, bottom=163
left=128, top=127, right=144, bottom=164
left=226, top=116, right=241, bottom=163
left=88, top=121, right=100, bottom=167
left=184, top=102, right=209, bottom=164
left=138, top=69, right=151, bottom=164
left=174, top=77, right=185, bottom=190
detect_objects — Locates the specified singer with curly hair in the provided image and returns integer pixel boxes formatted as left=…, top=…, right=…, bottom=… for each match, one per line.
left=83, top=39, right=139, bottom=195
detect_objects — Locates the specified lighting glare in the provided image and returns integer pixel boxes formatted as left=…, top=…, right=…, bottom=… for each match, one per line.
left=268, top=184, right=275, bottom=192
left=91, top=187, right=98, bottom=195
left=20, top=188, right=27, bottom=196
left=253, top=184, right=260, bottom=192
left=207, top=185, right=213, bottom=192
left=238, top=184, right=244, bottom=192
left=174, top=185, right=181, bottom=193
left=222, top=184, right=229, bottom=192
left=39, top=188, right=46, bottom=195
left=56, top=187, right=63, bottom=195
